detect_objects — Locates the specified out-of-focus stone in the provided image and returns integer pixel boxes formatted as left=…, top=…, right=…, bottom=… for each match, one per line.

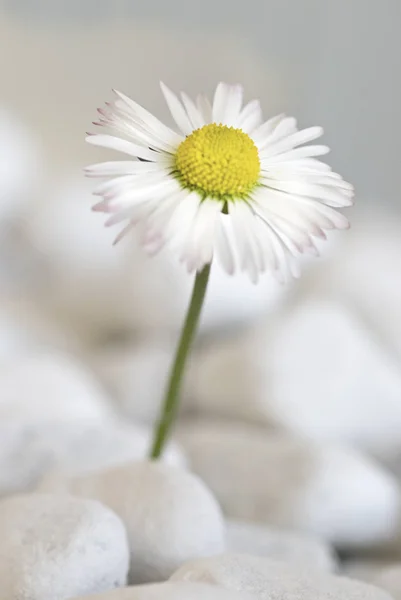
left=187, top=299, right=401, bottom=461
left=38, top=460, right=225, bottom=584
left=0, top=493, right=129, bottom=599
left=177, top=422, right=400, bottom=550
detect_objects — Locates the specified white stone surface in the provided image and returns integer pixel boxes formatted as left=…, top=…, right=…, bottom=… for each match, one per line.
left=343, top=561, right=401, bottom=600
left=342, top=560, right=396, bottom=584
left=90, top=341, right=174, bottom=424
left=0, top=493, right=129, bottom=600
left=187, top=299, right=401, bottom=461
left=38, top=460, right=225, bottom=584
left=0, top=420, right=186, bottom=497
left=371, top=564, right=401, bottom=600
left=0, top=298, right=82, bottom=361
left=39, top=421, right=187, bottom=475
left=24, top=177, right=180, bottom=341
left=310, top=214, right=401, bottom=365
left=0, top=353, right=115, bottom=424
left=177, top=423, right=400, bottom=549
left=71, top=582, right=252, bottom=600
left=0, top=109, right=41, bottom=221
left=226, top=520, right=337, bottom=571
left=171, top=554, right=391, bottom=600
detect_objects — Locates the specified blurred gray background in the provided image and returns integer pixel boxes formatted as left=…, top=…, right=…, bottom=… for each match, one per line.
left=1, top=0, right=400, bottom=209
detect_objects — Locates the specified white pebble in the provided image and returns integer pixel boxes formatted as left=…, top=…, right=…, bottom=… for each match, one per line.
left=38, top=460, right=225, bottom=583
left=0, top=298, right=82, bottom=361
left=310, top=213, right=401, bottom=365
left=177, top=423, right=400, bottom=549
left=24, top=177, right=176, bottom=341
left=90, top=341, right=174, bottom=424
left=0, top=109, right=41, bottom=221
left=187, top=299, right=401, bottom=462
left=0, top=493, right=129, bottom=599
left=0, top=420, right=186, bottom=497
left=226, top=520, right=337, bottom=571
left=171, top=554, right=392, bottom=600
left=343, top=561, right=401, bottom=600
left=0, top=353, right=115, bottom=424
left=71, top=581, right=252, bottom=600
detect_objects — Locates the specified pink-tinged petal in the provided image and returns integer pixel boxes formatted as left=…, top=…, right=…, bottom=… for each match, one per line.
left=113, top=89, right=183, bottom=147
left=86, top=134, right=165, bottom=162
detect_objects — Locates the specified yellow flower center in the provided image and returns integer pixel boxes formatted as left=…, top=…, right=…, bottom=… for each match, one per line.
left=175, top=123, right=260, bottom=198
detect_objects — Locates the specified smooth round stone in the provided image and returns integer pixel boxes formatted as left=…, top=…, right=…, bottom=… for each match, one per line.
left=38, top=461, right=225, bottom=584
left=90, top=341, right=174, bottom=424
left=373, top=565, right=401, bottom=600
left=177, top=422, right=400, bottom=549
left=310, top=213, right=401, bottom=366
left=37, top=421, right=187, bottom=475
left=343, top=562, right=401, bottom=600
left=342, top=560, right=397, bottom=584
left=0, top=420, right=186, bottom=497
left=0, top=298, right=82, bottom=361
left=0, top=353, right=115, bottom=424
left=226, top=520, right=337, bottom=571
left=186, top=299, right=401, bottom=462
left=0, top=109, right=41, bottom=221
left=0, top=493, right=129, bottom=600
left=71, top=581, right=252, bottom=600
left=171, top=554, right=392, bottom=600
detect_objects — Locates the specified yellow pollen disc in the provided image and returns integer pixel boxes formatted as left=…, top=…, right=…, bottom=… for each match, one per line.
left=175, top=123, right=260, bottom=198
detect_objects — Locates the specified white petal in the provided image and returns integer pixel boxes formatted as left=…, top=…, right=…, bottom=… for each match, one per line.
left=238, top=100, right=263, bottom=133
left=256, top=200, right=325, bottom=244
left=269, top=228, right=301, bottom=282
left=196, top=94, right=213, bottom=124
left=113, top=222, right=136, bottom=245
left=165, top=191, right=202, bottom=251
left=212, top=83, right=243, bottom=126
left=113, top=89, right=183, bottom=147
left=180, top=92, right=205, bottom=130
left=270, top=117, right=298, bottom=140
left=86, top=161, right=170, bottom=179
left=93, top=170, right=170, bottom=198
left=86, top=134, right=166, bottom=162
left=182, top=199, right=223, bottom=272
left=105, top=197, right=158, bottom=228
left=238, top=203, right=267, bottom=273
left=160, top=82, right=193, bottom=136
left=260, top=126, right=324, bottom=159
left=250, top=114, right=286, bottom=147
left=98, top=104, right=176, bottom=154
left=262, top=180, right=354, bottom=207
left=228, top=202, right=261, bottom=282
left=106, top=178, right=180, bottom=212
left=140, top=192, right=186, bottom=254
left=262, top=145, right=330, bottom=165
left=215, top=214, right=235, bottom=275
left=252, top=196, right=318, bottom=255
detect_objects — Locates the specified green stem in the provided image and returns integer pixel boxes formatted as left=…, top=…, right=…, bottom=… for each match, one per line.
left=149, top=264, right=211, bottom=459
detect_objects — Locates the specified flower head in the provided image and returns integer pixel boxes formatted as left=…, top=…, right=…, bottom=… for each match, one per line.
left=85, top=82, right=354, bottom=283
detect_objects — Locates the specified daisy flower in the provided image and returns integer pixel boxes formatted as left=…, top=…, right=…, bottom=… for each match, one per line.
left=85, top=82, right=354, bottom=283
